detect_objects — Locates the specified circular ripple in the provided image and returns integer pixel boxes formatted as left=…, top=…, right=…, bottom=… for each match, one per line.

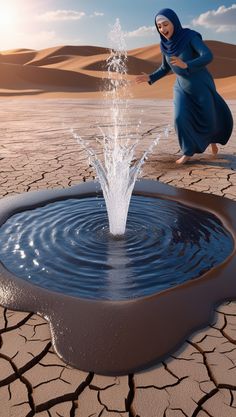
left=0, top=195, right=233, bottom=300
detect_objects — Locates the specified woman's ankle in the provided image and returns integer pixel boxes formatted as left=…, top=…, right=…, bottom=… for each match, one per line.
left=175, top=155, right=191, bottom=165
left=211, top=143, right=218, bottom=155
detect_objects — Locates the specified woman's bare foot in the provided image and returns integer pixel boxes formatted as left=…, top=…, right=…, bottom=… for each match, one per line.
left=211, top=143, right=218, bottom=156
left=175, top=155, right=191, bottom=165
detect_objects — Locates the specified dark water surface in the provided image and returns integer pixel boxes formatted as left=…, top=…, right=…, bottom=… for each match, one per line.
left=0, top=195, right=233, bottom=300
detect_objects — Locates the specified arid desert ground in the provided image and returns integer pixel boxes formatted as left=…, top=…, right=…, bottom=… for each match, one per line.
left=0, top=98, right=235, bottom=417
left=0, top=40, right=236, bottom=417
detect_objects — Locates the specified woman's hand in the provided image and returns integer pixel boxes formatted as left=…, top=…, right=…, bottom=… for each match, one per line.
left=170, top=56, right=188, bottom=69
left=135, top=72, right=150, bottom=84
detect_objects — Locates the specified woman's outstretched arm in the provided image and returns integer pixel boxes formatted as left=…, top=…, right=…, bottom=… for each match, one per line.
left=136, top=54, right=171, bottom=84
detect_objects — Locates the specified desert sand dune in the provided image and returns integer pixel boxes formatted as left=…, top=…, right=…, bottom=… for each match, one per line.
left=26, top=45, right=110, bottom=66
left=83, top=55, right=158, bottom=75
left=128, top=43, right=162, bottom=61
left=0, top=62, right=100, bottom=92
left=29, top=54, right=108, bottom=71
left=0, top=41, right=235, bottom=98
left=215, top=75, right=236, bottom=94
left=25, top=46, right=78, bottom=66
left=0, top=50, right=37, bottom=65
left=3, top=48, right=34, bottom=53
left=206, top=40, right=236, bottom=57
left=27, top=55, right=75, bottom=68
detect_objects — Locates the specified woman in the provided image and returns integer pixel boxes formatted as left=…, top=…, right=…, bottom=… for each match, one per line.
left=136, top=8, right=233, bottom=164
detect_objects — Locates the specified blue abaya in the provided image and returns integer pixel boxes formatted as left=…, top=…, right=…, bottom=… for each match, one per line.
left=149, top=35, right=233, bottom=156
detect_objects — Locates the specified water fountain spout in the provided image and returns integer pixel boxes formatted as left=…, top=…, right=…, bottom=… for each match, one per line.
left=72, top=19, right=166, bottom=235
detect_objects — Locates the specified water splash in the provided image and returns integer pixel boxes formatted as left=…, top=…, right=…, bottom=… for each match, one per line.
left=72, top=19, right=170, bottom=235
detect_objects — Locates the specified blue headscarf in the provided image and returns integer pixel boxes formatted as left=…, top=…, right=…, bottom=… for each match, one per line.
left=155, top=8, right=201, bottom=56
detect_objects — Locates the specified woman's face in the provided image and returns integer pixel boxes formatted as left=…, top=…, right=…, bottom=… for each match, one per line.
left=157, top=21, right=174, bottom=39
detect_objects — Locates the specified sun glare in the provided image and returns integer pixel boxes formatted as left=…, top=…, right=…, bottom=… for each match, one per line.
left=2, top=5, right=17, bottom=23
left=0, top=4, right=20, bottom=50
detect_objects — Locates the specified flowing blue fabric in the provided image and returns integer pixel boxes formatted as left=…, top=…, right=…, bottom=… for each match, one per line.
left=150, top=9, right=233, bottom=156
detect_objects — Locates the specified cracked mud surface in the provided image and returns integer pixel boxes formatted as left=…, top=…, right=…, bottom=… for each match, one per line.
left=0, top=99, right=236, bottom=416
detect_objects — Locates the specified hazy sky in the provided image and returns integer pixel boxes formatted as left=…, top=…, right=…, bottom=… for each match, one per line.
left=0, top=1, right=235, bottom=51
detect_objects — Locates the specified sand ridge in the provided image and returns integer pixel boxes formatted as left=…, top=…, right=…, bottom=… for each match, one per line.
left=0, top=41, right=235, bottom=98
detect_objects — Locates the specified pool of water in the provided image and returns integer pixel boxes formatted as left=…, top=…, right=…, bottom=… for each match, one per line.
left=0, top=195, right=233, bottom=300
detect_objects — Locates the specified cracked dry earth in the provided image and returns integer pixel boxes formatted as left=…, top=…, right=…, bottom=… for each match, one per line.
left=0, top=99, right=236, bottom=417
